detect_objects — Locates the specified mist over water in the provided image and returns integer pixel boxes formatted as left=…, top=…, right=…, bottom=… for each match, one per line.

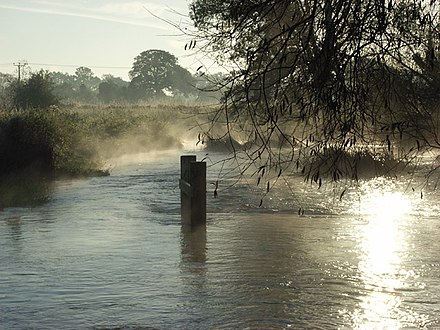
left=1, top=149, right=440, bottom=329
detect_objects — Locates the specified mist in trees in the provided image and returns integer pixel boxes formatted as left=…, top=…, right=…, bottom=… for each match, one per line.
left=0, top=49, right=222, bottom=107
left=187, top=0, right=440, bottom=181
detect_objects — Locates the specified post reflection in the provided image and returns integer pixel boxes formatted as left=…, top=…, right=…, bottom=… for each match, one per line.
left=180, top=224, right=207, bottom=272
left=352, top=189, right=413, bottom=328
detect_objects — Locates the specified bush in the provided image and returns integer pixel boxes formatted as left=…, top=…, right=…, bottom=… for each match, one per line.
left=0, top=108, right=102, bottom=177
left=13, top=70, right=58, bottom=110
left=303, top=147, right=410, bottom=182
left=0, top=104, right=187, bottom=178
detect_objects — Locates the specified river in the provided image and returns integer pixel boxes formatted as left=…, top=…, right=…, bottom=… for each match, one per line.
left=1, top=149, right=440, bottom=329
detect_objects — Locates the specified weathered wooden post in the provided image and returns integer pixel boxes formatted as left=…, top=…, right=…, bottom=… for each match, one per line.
left=180, top=155, right=206, bottom=226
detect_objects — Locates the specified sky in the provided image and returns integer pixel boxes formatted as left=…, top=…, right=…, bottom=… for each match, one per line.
left=0, top=0, right=203, bottom=80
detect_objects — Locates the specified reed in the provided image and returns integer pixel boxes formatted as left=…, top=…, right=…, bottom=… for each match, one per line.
left=0, top=104, right=192, bottom=178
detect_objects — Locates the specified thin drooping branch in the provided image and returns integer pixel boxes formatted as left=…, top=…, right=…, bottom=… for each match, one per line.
left=186, top=0, right=440, bottom=185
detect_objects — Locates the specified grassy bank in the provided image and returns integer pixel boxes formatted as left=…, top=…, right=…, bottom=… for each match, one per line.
left=0, top=104, right=198, bottom=178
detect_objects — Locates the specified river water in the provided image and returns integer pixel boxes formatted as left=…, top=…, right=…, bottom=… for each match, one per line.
left=1, top=149, right=440, bottom=329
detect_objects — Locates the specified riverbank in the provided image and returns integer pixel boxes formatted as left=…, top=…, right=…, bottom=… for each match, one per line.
left=0, top=104, right=200, bottom=179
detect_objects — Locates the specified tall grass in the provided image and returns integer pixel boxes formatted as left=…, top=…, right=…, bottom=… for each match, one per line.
left=0, top=104, right=192, bottom=178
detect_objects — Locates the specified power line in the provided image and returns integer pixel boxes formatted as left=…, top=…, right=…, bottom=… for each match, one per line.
left=28, top=62, right=131, bottom=70
left=0, top=62, right=131, bottom=70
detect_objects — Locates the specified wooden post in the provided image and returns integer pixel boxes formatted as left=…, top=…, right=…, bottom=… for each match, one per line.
left=180, top=155, right=196, bottom=225
left=180, top=155, right=206, bottom=226
left=190, top=161, right=206, bottom=225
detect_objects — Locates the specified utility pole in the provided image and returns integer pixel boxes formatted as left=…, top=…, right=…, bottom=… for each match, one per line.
left=13, top=61, right=27, bottom=82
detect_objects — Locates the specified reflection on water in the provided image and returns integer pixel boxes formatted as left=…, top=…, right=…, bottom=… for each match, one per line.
left=352, top=189, right=412, bottom=328
left=181, top=225, right=207, bottom=265
left=347, top=181, right=437, bottom=329
left=0, top=172, right=53, bottom=209
left=1, top=152, right=440, bottom=329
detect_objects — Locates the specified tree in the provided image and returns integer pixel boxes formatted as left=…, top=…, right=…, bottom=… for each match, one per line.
left=129, top=49, right=195, bottom=98
left=101, top=74, right=129, bottom=88
left=74, top=67, right=100, bottom=90
left=0, top=73, right=15, bottom=108
left=98, top=81, right=120, bottom=103
left=188, top=0, right=440, bottom=182
left=13, top=70, right=58, bottom=109
left=50, top=71, right=76, bottom=101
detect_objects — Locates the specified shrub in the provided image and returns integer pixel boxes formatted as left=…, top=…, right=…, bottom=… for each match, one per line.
left=13, top=70, right=58, bottom=110
left=0, top=108, right=102, bottom=176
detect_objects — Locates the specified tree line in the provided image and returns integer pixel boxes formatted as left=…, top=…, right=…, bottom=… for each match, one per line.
left=0, top=49, right=225, bottom=109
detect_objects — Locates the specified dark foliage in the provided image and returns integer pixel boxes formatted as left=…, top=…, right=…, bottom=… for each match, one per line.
left=0, top=109, right=102, bottom=177
left=129, top=49, right=196, bottom=99
left=13, top=70, right=58, bottom=109
left=188, top=0, right=440, bottom=183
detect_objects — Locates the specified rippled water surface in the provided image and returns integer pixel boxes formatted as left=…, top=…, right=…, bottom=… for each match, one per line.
left=1, top=150, right=440, bottom=329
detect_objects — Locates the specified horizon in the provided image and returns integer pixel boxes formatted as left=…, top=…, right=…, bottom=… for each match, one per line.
left=0, top=0, right=206, bottom=80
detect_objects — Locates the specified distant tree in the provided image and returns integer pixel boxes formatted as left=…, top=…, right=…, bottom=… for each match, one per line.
left=13, top=70, right=58, bottom=109
left=129, top=49, right=195, bottom=99
left=75, top=67, right=97, bottom=88
left=0, top=73, right=14, bottom=91
left=77, top=84, right=95, bottom=103
left=173, top=66, right=197, bottom=96
left=0, top=73, right=15, bottom=108
left=101, top=74, right=129, bottom=88
left=98, top=81, right=120, bottom=103
left=97, top=75, right=129, bottom=103
left=50, top=71, right=75, bottom=86
left=73, top=66, right=101, bottom=93
left=49, top=71, right=76, bottom=101
left=71, top=67, right=100, bottom=103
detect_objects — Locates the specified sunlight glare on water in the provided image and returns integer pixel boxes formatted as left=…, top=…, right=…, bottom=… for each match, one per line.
left=350, top=180, right=421, bottom=329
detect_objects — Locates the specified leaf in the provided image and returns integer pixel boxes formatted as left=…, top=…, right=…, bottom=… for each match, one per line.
left=266, top=181, right=270, bottom=193
left=340, top=188, right=346, bottom=201
left=313, top=170, right=319, bottom=183
left=259, top=199, right=263, bottom=207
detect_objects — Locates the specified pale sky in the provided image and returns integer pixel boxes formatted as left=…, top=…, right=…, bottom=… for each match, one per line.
left=0, top=0, right=202, bottom=80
